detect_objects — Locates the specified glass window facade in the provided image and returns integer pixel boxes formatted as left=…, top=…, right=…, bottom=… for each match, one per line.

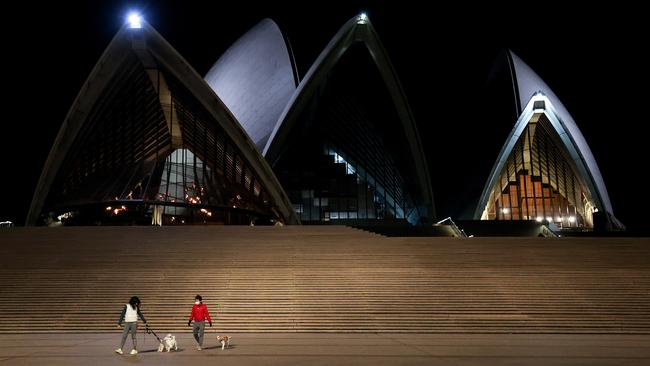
left=38, top=52, right=285, bottom=226
left=273, top=44, right=424, bottom=225
left=481, top=113, right=596, bottom=228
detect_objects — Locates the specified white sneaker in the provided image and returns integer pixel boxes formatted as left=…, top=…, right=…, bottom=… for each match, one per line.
left=129, top=349, right=138, bottom=355
left=196, top=346, right=202, bottom=351
left=115, top=348, right=123, bottom=355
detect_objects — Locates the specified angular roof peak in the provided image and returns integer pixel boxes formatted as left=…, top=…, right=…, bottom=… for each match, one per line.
left=27, top=21, right=299, bottom=225
left=475, top=51, right=622, bottom=230
left=506, top=50, right=613, bottom=215
left=204, top=18, right=298, bottom=151
left=263, top=15, right=435, bottom=223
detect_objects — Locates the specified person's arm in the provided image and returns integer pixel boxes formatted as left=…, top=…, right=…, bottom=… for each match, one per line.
left=205, top=306, right=213, bottom=326
left=188, top=306, right=194, bottom=326
left=137, top=308, right=147, bottom=323
left=117, top=306, right=126, bottom=325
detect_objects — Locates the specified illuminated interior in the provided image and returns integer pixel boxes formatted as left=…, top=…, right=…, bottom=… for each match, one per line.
left=480, top=112, right=597, bottom=228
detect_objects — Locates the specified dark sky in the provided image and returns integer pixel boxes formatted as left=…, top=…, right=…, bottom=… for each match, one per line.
left=2, top=1, right=648, bottom=233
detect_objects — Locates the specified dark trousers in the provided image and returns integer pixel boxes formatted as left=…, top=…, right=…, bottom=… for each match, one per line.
left=192, top=321, right=205, bottom=346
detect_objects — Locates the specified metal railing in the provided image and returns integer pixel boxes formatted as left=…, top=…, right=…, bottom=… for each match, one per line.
left=435, top=217, right=467, bottom=237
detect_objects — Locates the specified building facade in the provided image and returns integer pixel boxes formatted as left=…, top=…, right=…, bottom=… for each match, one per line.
left=475, top=51, right=623, bottom=231
left=27, top=21, right=297, bottom=226
left=28, top=15, right=434, bottom=226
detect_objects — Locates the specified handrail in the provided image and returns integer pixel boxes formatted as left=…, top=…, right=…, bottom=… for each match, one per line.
left=434, top=217, right=467, bottom=237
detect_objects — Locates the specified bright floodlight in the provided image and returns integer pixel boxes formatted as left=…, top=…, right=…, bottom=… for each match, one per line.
left=128, top=12, right=142, bottom=29
left=357, top=13, right=368, bottom=24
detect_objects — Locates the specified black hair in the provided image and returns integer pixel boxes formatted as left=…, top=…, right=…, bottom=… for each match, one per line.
left=195, top=295, right=202, bottom=302
left=129, top=296, right=141, bottom=310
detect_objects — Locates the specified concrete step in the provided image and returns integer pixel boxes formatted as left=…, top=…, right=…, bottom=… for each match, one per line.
left=0, top=226, right=648, bottom=333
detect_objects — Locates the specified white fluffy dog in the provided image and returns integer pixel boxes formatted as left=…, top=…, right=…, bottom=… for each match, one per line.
left=156, top=334, right=178, bottom=352
left=216, top=335, right=231, bottom=350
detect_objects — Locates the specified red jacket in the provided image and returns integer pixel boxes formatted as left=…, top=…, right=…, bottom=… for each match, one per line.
left=189, top=303, right=212, bottom=322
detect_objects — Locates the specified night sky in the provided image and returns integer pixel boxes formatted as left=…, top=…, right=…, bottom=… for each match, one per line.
left=2, top=1, right=648, bottom=234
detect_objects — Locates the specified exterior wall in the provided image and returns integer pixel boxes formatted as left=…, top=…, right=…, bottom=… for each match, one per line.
left=480, top=112, right=597, bottom=229
left=476, top=68, right=623, bottom=231
left=27, top=22, right=298, bottom=226
left=204, top=19, right=297, bottom=151
left=263, top=15, right=435, bottom=225
left=508, top=52, right=613, bottom=216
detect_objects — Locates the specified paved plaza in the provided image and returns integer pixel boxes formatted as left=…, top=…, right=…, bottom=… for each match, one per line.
left=1, top=333, right=649, bottom=365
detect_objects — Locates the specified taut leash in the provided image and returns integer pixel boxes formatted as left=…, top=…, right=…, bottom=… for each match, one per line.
left=144, top=324, right=162, bottom=343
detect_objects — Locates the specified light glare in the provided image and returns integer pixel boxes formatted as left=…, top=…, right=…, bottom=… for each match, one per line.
left=357, top=13, right=368, bottom=24
left=128, top=12, right=142, bottom=29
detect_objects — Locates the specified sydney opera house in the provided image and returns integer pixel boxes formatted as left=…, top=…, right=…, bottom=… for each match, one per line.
left=475, top=51, right=624, bottom=232
left=26, top=13, right=623, bottom=233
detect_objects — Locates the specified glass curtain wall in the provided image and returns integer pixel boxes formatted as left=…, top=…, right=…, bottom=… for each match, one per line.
left=482, top=113, right=596, bottom=228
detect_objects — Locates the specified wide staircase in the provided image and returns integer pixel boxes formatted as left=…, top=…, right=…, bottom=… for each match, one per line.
left=0, top=226, right=649, bottom=333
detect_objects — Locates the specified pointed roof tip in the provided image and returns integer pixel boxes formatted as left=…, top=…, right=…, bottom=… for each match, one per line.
left=125, top=11, right=145, bottom=29
left=260, top=17, right=280, bottom=27
left=356, top=12, right=369, bottom=24
left=262, top=12, right=435, bottom=222
left=204, top=16, right=298, bottom=152
left=479, top=50, right=618, bottom=222
left=27, top=17, right=300, bottom=226
left=243, top=18, right=287, bottom=38
left=507, top=50, right=566, bottom=114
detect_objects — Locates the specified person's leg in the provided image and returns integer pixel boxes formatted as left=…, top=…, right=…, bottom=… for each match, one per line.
left=198, top=321, right=205, bottom=347
left=192, top=321, right=200, bottom=344
left=130, top=322, right=138, bottom=350
left=119, top=324, right=130, bottom=349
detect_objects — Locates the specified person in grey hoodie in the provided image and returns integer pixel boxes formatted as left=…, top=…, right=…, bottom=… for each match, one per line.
left=115, top=296, right=147, bottom=355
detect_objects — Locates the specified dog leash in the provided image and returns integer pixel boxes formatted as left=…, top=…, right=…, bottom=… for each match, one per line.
left=142, top=325, right=147, bottom=347
left=145, top=324, right=162, bottom=343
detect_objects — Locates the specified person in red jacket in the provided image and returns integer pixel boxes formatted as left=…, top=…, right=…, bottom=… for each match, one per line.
left=187, top=294, right=212, bottom=350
